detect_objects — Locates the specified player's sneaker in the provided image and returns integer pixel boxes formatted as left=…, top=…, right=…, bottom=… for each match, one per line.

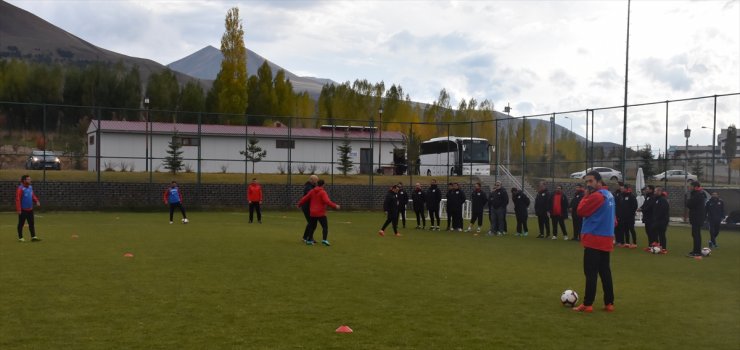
left=457, top=228, right=463, bottom=232
left=182, top=218, right=189, bottom=224
left=305, top=240, right=315, bottom=246
left=572, top=304, right=593, bottom=313
left=523, top=232, right=529, bottom=237
left=31, top=237, right=41, bottom=242
left=551, top=235, right=557, bottom=240
left=603, top=304, right=615, bottom=312
left=18, top=238, right=25, bottom=242
left=476, top=227, right=481, bottom=233
left=169, top=221, right=173, bottom=224
left=394, top=233, right=402, bottom=237
left=563, top=236, right=569, bottom=241
left=378, top=230, right=385, bottom=237
left=536, top=234, right=544, bottom=238
left=497, top=231, right=503, bottom=236
left=321, top=240, right=331, bottom=246
left=464, top=227, right=471, bottom=232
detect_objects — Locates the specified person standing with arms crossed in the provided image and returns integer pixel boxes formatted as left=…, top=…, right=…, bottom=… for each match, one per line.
left=379, top=185, right=401, bottom=237
left=466, top=182, right=487, bottom=234
left=488, top=181, right=508, bottom=236
left=397, top=182, right=409, bottom=229
left=550, top=185, right=569, bottom=240
left=16, top=175, right=41, bottom=242
left=297, top=179, right=339, bottom=246
left=535, top=181, right=551, bottom=238
left=685, top=181, right=707, bottom=257
left=652, top=186, right=670, bottom=254
left=164, top=181, right=188, bottom=224
left=425, top=179, right=442, bottom=231
left=616, top=184, right=639, bottom=248
left=247, top=178, right=263, bottom=224
left=301, top=175, right=318, bottom=242
left=511, top=187, right=530, bottom=237
left=411, top=183, right=426, bottom=229
left=573, top=171, right=616, bottom=313
left=705, top=192, right=725, bottom=248
left=570, top=184, right=585, bottom=241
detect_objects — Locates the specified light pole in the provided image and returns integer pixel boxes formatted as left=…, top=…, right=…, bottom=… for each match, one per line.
left=521, top=138, right=526, bottom=190
left=504, top=103, right=512, bottom=166
left=564, top=116, right=573, bottom=134
left=144, top=97, right=149, bottom=173
left=378, top=106, right=383, bottom=174
left=684, top=126, right=691, bottom=222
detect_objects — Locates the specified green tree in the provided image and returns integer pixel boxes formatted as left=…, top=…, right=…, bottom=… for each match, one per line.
left=179, top=81, right=205, bottom=123
left=639, top=145, right=656, bottom=178
left=145, top=69, right=179, bottom=122
left=690, top=158, right=704, bottom=179
left=213, top=7, right=248, bottom=118
left=725, top=125, right=737, bottom=184
left=164, top=133, right=184, bottom=174
left=239, top=134, right=267, bottom=173
left=336, top=131, right=354, bottom=175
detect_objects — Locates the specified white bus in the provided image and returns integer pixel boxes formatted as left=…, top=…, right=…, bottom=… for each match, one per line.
left=419, top=136, right=491, bottom=176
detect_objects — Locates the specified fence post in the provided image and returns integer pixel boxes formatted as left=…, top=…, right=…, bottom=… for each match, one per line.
left=712, top=95, right=717, bottom=187
left=197, top=112, right=202, bottom=207
left=664, top=101, right=669, bottom=189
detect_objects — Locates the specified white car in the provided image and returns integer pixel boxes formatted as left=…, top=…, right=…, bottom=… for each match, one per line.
left=569, top=167, right=623, bottom=181
left=652, top=170, right=698, bottom=183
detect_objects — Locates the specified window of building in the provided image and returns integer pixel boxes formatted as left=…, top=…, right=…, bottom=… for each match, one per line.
left=276, top=139, right=295, bottom=149
left=173, top=136, right=200, bottom=147
left=89, top=135, right=95, bottom=145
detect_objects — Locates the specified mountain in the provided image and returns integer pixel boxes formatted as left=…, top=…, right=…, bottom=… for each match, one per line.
left=0, top=0, right=203, bottom=86
left=167, top=45, right=335, bottom=99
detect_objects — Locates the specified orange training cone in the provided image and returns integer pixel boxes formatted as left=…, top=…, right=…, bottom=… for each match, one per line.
left=694, top=256, right=702, bottom=261
left=123, top=252, right=134, bottom=258
left=71, top=234, right=79, bottom=239
left=335, top=325, right=353, bottom=333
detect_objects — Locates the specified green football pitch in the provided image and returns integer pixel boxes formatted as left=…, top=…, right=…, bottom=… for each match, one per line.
left=1, top=211, right=738, bottom=349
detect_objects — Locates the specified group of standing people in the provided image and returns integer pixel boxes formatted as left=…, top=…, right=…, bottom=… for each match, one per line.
left=534, top=182, right=585, bottom=241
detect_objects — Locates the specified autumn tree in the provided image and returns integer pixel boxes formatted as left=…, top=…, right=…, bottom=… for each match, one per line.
left=212, top=7, right=248, bottom=119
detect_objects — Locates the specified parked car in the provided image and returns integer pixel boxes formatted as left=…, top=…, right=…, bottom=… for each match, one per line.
left=569, top=167, right=623, bottom=181
left=651, top=170, right=698, bottom=183
left=25, top=150, right=61, bottom=170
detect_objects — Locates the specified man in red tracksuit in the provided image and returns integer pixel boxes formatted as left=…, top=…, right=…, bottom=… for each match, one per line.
left=573, top=171, right=616, bottom=313
left=247, top=178, right=263, bottom=223
left=297, top=179, right=340, bottom=246
left=16, top=175, right=41, bottom=242
left=550, top=185, right=569, bottom=240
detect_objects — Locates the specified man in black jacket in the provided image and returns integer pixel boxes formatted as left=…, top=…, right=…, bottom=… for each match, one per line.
left=379, top=185, right=401, bottom=237
left=425, top=179, right=442, bottom=231
left=397, top=182, right=409, bottom=229
left=535, top=181, right=551, bottom=238
left=613, top=182, right=625, bottom=245
left=616, top=184, right=639, bottom=248
left=445, top=183, right=454, bottom=231
left=301, top=175, right=318, bottom=242
left=638, top=185, right=656, bottom=250
left=705, top=192, right=725, bottom=248
left=512, top=187, right=530, bottom=236
left=488, top=181, right=509, bottom=236
left=447, top=183, right=466, bottom=232
left=685, top=181, right=707, bottom=257
left=411, top=183, right=426, bottom=229
left=466, top=182, right=488, bottom=234
left=652, top=186, right=670, bottom=254
left=570, top=184, right=585, bottom=241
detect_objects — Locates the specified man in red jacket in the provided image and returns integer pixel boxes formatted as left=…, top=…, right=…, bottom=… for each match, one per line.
left=247, top=178, right=263, bottom=223
left=297, top=179, right=340, bottom=246
left=16, top=175, right=41, bottom=242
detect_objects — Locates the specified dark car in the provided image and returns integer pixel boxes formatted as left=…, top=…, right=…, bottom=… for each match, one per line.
left=25, top=150, right=61, bottom=170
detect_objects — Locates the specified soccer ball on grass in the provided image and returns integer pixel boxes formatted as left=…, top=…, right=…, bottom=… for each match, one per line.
left=560, top=289, right=579, bottom=307
left=701, top=247, right=711, bottom=256
left=650, top=246, right=662, bottom=254
left=182, top=218, right=189, bottom=224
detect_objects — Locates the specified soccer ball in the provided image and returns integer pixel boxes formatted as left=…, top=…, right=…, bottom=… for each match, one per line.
left=701, top=247, right=711, bottom=256
left=650, top=246, right=662, bottom=254
left=182, top=218, right=189, bottom=224
left=560, top=289, right=579, bottom=307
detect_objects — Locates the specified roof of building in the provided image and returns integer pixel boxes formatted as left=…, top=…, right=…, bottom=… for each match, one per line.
left=88, top=120, right=405, bottom=142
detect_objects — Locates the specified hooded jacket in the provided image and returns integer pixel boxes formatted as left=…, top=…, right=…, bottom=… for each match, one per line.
left=424, top=184, right=442, bottom=210
left=297, top=186, right=338, bottom=217
left=470, top=188, right=488, bottom=213
left=686, top=188, right=707, bottom=225
left=534, top=189, right=551, bottom=216
left=411, top=187, right=426, bottom=211
left=705, top=197, right=725, bottom=222
left=247, top=183, right=263, bottom=202
left=512, top=191, right=530, bottom=219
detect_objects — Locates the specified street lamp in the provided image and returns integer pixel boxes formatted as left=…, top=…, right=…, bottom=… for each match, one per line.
left=504, top=103, right=512, bottom=166
left=144, top=97, right=150, bottom=173
left=684, top=126, right=691, bottom=222
left=378, top=106, right=383, bottom=174
left=564, top=116, right=573, bottom=133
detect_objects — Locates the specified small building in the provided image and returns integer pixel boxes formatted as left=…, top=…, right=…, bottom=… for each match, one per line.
left=667, top=145, right=721, bottom=163
left=86, top=120, right=406, bottom=174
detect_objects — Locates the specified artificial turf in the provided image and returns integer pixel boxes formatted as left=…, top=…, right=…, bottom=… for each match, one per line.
left=1, top=211, right=738, bottom=349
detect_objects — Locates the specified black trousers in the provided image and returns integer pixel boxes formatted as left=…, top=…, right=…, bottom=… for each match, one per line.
left=302, top=207, right=311, bottom=240
left=623, top=222, right=636, bottom=245
left=446, top=209, right=452, bottom=229
left=644, top=220, right=655, bottom=245
left=249, top=202, right=262, bottom=222
left=551, top=216, right=567, bottom=236
left=516, top=215, right=528, bottom=233
left=572, top=216, right=582, bottom=240
left=690, top=223, right=702, bottom=254
left=491, top=207, right=507, bottom=232
left=583, top=247, right=614, bottom=306
left=307, top=216, right=329, bottom=241
left=449, top=210, right=463, bottom=230
left=537, top=214, right=550, bottom=235
left=414, top=207, right=426, bottom=227
left=708, top=219, right=721, bottom=244
left=653, top=223, right=667, bottom=249
left=470, top=211, right=484, bottom=227
left=169, top=203, right=187, bottom=221
left=399, top=206, right=407, bottom=227
left=382, top=211, right=399, bottom=233
left=428, top=207, right=440, bottom=227
left=615, top=221, right=625, bottom=244
left=17, top=210, right=36, bottom=238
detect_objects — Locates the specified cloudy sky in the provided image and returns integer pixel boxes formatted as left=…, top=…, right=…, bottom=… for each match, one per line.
left=8, top=0, right=740, bottom=151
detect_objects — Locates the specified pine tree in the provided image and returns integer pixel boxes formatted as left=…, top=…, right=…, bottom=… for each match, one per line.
left=690, top=159, right=704, bottom=178
left=336, top=132, right=354, bottom=175
left=240, top=134, right=267, bottom=173
left=639, top=144, right=656, bottom=178
left=164, top=133, right=184, bottom=174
